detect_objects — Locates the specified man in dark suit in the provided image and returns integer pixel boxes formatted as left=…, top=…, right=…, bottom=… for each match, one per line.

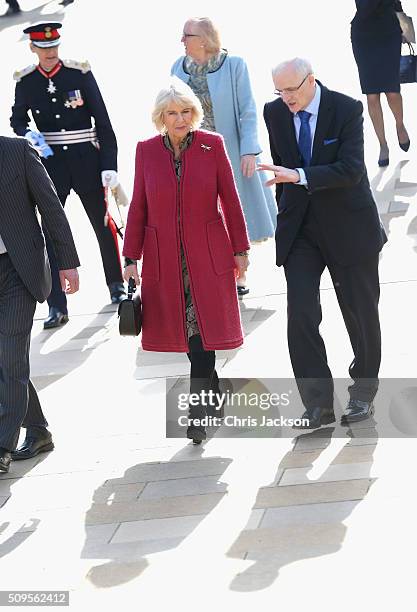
left=259, top=57, right=387, bottom=429
left=0, top=135, right=80, bottom=473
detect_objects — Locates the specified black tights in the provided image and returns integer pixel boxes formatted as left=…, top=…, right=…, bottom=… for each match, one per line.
left=186, top=334, right=219, bottom=420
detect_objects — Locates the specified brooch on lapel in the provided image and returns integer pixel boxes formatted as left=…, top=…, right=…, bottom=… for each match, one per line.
left=201, top=144, right=212, bottom=152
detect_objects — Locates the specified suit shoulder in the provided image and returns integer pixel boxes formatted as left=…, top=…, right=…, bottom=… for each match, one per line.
left=329, top=89, right=362, bottom=110
left=13, top=64, right=37, bottom=82
left=264, top=98, right=284, bottom=116
left=62, top=59, right=91, bottom=73
left=0, top=135, right=27, bottom=150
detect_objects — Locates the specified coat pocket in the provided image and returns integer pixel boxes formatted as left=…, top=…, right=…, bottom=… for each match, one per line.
left=206, top=218, right=235, bottom=275
left=141, top=226, right=160, bottom=281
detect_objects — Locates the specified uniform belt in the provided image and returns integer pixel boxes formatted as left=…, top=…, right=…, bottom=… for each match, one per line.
left=43, top=128, right=98, bottom=145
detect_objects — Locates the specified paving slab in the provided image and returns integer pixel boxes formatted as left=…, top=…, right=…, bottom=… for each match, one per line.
left=255, top=479, right=372, bottom=508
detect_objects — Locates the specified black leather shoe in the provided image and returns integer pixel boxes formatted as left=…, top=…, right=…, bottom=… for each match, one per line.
left=1, top=6, right=21, bottom=16
left=186, top=425, right=206, bottom=445
left=341, top=399, right=374, bottom=425
left=43, top=307, right=69, bottom=330
left=108, top=282, right=126, bottom=304
left=293, top=407, right=336, bottom=430
left=11, top=431, right=54, bottom=460
left=0, top=448, right=11, bottom=473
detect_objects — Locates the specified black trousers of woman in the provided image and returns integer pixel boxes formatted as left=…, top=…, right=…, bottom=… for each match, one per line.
left=186, top=334, right=220, bottom=441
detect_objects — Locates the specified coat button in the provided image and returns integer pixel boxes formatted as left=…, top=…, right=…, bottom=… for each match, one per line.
left=55, top=114, right=61, bottom=119
left=63, top=146, right=68, bottom=150
left=52, top=98, right=57, bottom=102
left=35, top=110, right=40, bottom=114
left=61, top=128, right=66, bottom=132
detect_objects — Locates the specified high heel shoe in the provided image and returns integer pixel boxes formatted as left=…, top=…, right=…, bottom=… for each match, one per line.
left=399, top=139, right=410, bottom=152
left=378, top=156, right=389, bottom=167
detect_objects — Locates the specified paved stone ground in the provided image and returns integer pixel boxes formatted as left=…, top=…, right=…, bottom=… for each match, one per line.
left=0, top=1, right=417, bottom=610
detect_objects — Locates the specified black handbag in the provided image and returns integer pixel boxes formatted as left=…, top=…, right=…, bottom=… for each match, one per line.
left=400, top=43, right=417, bottom=83
left=118, top=277, right=142, bottom=336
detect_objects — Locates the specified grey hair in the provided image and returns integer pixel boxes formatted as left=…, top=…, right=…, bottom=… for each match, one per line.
left=272, top=57, right=313, bottom=79
left=152, top=76, right=203, bottom=132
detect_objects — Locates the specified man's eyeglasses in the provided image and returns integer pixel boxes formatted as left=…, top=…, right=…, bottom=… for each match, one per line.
left=182, top=32, right=200, bottom=38
left=274, top=73, right=310, bottom=97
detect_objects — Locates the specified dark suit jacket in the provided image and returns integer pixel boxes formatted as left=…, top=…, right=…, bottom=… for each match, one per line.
left=263, top=83, right=387, bottom=267
left=0, top=136, right=80, bottom=302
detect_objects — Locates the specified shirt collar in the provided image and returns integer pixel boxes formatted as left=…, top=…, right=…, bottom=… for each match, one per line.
left=301, top=82, right=321, bottom=117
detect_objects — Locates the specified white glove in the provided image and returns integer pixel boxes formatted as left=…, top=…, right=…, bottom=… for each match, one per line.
left=25, top=130, right=39, bottom=143
left=101, top=170, right=118, bottom=189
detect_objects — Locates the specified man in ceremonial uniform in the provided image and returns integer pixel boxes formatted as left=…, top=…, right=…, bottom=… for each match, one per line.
left=10, top=22, right=125, bottom=329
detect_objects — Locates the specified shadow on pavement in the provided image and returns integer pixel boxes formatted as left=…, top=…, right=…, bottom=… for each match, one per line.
left=227, top=424, right=377, bottom=591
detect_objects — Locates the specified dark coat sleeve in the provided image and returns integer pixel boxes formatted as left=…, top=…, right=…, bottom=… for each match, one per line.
left=83, top=70, right=118, bottom=171
left=263, top=103, right=284, bottom=205
left=24, top=140, right=80, bottom=269
left=10, top=82, right=31, bottom=136
left=304, top=100, right=366, bottom=192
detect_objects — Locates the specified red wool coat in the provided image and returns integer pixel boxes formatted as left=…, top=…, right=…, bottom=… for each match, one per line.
left=123, top=130, right=250, bottom=352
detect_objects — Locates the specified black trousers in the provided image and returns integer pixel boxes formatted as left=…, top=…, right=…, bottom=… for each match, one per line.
left=186, top=334, right=219, bottom=419
left=42, top=144, right=123, bottom=314
left=283, top=209, right=381, bottom=410
left=0, top=254, right=47, bottom=451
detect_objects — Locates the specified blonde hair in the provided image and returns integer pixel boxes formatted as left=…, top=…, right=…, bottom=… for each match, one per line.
left=188, top=17, right=221, bottom=54
left=152, top=77, right=204, bottom=132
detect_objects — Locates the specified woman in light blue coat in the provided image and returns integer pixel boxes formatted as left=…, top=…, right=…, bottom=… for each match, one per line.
left=172, top=17, right=277, bottom=296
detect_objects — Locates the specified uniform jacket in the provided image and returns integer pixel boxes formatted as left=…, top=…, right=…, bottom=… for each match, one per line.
left=172, top=54, right=277, bottom=241
left=123, top=130, right=250, bottom=352
left=263, top=82, right=387, bottom=267
left=10, top=60, right=117, bottom=173
left=0, top=136, right=80, bottom=302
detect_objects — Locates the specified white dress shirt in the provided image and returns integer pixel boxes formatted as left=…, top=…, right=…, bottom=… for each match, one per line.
left=0, top=234, right=7, bottom=255
left=294, top=83, right=321, bottom=185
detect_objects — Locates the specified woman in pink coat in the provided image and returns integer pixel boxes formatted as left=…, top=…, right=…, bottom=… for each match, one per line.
left=123, top=78, right=250, bottom=444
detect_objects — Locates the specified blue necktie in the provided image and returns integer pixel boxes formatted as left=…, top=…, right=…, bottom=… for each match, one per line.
left=298, top=110, right=312, bottom=167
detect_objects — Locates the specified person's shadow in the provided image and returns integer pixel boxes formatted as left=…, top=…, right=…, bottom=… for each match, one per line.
left=30, top=305, right=117, bottom=393
left=0, top=2, right=65, bottom=35
left=227, top=422, right=378, bottom=591
left=81, top=438, right=233, bottom=588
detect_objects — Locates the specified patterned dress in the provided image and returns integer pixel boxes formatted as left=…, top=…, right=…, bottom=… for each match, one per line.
left=163, top=132, right=200, bottom=340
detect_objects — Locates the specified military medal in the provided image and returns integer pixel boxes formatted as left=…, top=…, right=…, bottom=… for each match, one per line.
left=201, top=144, right=212, bottom=151
left=47, top=79, right=57, bottom=94
left=36, top=61, right=62, bottom=94
left=64, top=90, right=84, bottom=109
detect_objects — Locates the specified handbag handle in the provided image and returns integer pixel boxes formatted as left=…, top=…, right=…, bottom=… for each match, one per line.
left=406, top=42, right=415, bottom=55
left=127, top=277, right=136, bottom=299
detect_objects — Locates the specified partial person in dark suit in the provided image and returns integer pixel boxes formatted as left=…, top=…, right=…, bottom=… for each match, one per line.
left=0, top=136, right=80, bottom=473
left=351, top=0, right=410, bottom=166
left=259, top=57, right=387, bottom=429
